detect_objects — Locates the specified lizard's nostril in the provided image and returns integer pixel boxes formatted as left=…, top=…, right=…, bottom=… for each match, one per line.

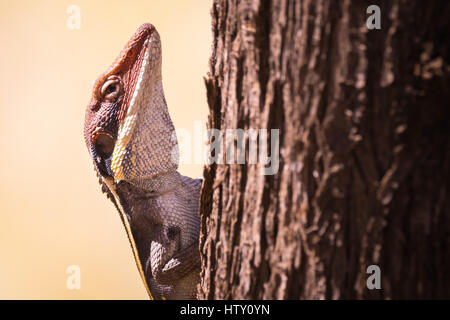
left=95, top=133, right=115, bottom=158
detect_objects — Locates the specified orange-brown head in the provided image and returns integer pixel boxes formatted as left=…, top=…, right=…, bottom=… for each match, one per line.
left=84, top=23, right=157, bottom=178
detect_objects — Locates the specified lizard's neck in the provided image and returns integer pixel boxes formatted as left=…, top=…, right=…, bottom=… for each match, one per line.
left=124, top=170, right=182, bottom=195
left=112, top=79, right=179, bottom=186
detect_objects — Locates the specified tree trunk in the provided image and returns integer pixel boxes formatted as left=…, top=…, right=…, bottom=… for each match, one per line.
left=199, top=0, right=450, bottom=299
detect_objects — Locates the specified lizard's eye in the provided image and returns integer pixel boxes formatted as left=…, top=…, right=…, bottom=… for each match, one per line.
left=100, top=76, right=121, bottom=101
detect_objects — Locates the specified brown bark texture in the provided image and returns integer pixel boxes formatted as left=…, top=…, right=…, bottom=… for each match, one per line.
left=199, top=0, right=450, bottom=299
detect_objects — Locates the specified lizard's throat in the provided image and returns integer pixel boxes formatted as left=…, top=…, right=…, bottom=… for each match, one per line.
left=110, top=37, right=179, bottom=185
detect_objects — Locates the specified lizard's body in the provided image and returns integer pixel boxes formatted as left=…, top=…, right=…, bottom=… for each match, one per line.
left=84, top=24, right=201, bottom=299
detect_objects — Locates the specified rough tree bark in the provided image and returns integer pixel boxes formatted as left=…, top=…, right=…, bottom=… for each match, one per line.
left=199, top=0, right=450, bottom=299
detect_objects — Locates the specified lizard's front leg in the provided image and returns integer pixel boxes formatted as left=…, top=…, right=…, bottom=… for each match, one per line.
left=141, top=173, right=202, bottom=294
left=150, top=238, right=200, bottom=285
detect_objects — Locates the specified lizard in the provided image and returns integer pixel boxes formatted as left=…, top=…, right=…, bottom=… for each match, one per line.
left=83, top=23, right=202, bottom=299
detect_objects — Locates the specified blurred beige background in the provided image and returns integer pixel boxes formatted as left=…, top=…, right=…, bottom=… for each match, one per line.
left=0, top=0, right=210, bottom=299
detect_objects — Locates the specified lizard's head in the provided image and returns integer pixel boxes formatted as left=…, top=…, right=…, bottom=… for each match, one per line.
left=84, top=23, right=178, bottom=188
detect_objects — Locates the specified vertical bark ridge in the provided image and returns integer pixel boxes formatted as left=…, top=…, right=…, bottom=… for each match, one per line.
left=200, top=0, right=450, bottom=299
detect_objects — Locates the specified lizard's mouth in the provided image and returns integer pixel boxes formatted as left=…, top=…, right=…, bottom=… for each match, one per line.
left=91, top=131, right=116, bottom=177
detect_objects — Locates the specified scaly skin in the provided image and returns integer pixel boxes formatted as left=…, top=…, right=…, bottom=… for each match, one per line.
left=84, top=23, right=201, bottom=299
